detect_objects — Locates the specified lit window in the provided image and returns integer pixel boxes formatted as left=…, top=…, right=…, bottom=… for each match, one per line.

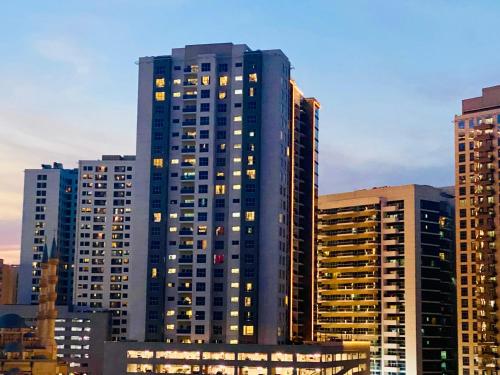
left=153, top=158, right=164, bottom=168
left=232, top=226, right=240, bottom=232
left=173, top=79, right=181, bottom=85
left=233, top=184, right=241, bottom=190
left=243, top=325, right=254, bottom=336
left=231, top=282, right=239, bottom=288
left=153, top=213, right=162, bottom=222
left=233, top=144, right=242, bottom=149
left=171, top=159, right=179, bottom=164
left=155, top=92, right=165, bottom=101
left=246, top=169, right=256, bottom=179
left=232, top=212, right=241, bottom=218
left=173, top=92, right=181, bottom=97
left=215, top=185, right=226, bottom=194
left=155, top=78, right=165, bottom=88
left=219, top=91, right=227, bottom=99
left=166, top=310, right=175, bottom=316
left=230, top=325, right=238, bottom=331
left=168, top=255, right=176, bottom=260
left=235, top=76, right=243, bottom=81
left=169, top=227, right=177, bottom=232
left=234, top=130, right=242, bottom=135
left=244, top=297, right=252, bottom=307
left=248, top=73, right=258, bottom=82
left=234, top=116, right=242, bottom=122
left=249, top=87, right=255, bottom=97
left=233, top=170, right=241, bottom=176
left=231, top=268, right=239, bottom=274
left=233, top=157, right=241, bottom=163
left=166, top=324, right=174, bottom=330
left=231, top=297, right=239, bottom=303
left=201, top=76, right=210, bottom=85
left=234, top=89, right=242, bottom=95
left=248, top=156, right=254, bottom=165
left=245, top=282, right=253, bottom=291
left=230, top=311, right=238, bottom=317
left=151, top=268, right=158, bottom=278
left=168, top=268, right=176, bottom=274
left=219, top=76, right=228, bottom=86
left=169, top=213, right=178, bottom=218
left=246, top=211, right=255, bottom=221
left=249, top=131, right=255, bottom=137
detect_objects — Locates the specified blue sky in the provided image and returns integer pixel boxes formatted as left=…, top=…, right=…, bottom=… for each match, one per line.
left=1, top=0, right=499, bottom=263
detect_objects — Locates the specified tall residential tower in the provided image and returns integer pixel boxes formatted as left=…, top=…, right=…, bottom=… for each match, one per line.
left=317, top=185, right=456, bottom=375
left=455, top=85, right=500, bottom=374
left=18, top=163, right=78, bottom=306
left=130, top=43, right=318, bottom=344
left=73, top=155, right=135, bottom=341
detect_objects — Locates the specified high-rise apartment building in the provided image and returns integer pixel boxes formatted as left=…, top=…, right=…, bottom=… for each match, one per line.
left=0, top=260, right=18, bottom=304
left=317, top=185, right=456, bottom=375
left=73, top=155, right=135, bottom=341
left=454, top=85, right=500, bottom=374
left=18, top=163, right=78, bottom=306
left=130, top=43, right=319, bottom=345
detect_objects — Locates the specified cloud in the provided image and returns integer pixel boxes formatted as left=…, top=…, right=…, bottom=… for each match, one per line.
left=32, top=37, right=93, bottom=75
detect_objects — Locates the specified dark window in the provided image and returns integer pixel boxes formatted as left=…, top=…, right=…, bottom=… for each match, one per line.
left=200, top=117, right=209, bottom=125
left=199, top=157, right=209, bottom=166
left=198, top=185, right=208, bottom=193
left=200, top=130, right=209, bottom=139
left=201, top=63, right=211, bottom=72
left=201, top=89, right=210, bottom=98
left=218, top=64, right=228, bottom=72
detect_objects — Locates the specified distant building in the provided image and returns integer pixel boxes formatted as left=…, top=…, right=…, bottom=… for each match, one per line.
left=454, top=85, right=500, bottom=373
left=0, top=240, right=68, bottom=374
left=18, top=162, right=78, bottom=306
left=0, top=304, right=110, bottom=375
left=73, top=155, right=135, bottom=341
left=0, top=259, right=18, bottom=304
left=130, top=43, right=319, bottom=345
left=317, top=185, right=457, bottom=374
left=103, top=341, right=370, bottom=375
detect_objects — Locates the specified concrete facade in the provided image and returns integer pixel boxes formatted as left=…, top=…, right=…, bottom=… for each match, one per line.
left=73, top=155, right=135, bottom=341
left=317, top=185, right=456, bottom=375
left=0, top=260, right=18, bottom=304
left=454, top=85, right=500, bottom=374
left=130, top=43, right=318, bottom=345
left=18, top=163, right=78, bottom=306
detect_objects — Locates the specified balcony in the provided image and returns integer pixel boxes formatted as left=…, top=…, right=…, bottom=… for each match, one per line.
left=179, top=244, right=193, bottom=250
left=183, top=94, right=197, bottom=99
left=178, top=271, right=193, bottom=278
left=182, top=106, right=197, bottom=113
left=180, top=187, right=195, bottom=194
left=179, top=216, right=194, bottom=222
left=179, top=229, right=194, bottom=235
left=179, top=256, right=193, bottom=264
left=182, top=134, right=196, bottom=140
left=184, top=66, right=199, bottom=73
left=180, top=202, right=194, bottom=208
left=181, top=146, right=196, bottom=154
left=176, top=327, right=192, bottom=334
left=178, top=285, right=192, bottom=292
left=177, top=299, right=191, bottom=306
left=180, top=174, right=195, bottom=181
left=182, top=119, right=196, bottom=126
left=177, top=314, right=191, bottom=320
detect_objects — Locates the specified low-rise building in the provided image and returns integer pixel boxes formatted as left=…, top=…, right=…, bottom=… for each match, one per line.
left=103, top=341, right=370, bottom=374
left=0, top=305, right=110, bottom=375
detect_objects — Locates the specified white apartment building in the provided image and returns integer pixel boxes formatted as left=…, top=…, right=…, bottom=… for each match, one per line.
left=73, top=155, right=135, bottom=341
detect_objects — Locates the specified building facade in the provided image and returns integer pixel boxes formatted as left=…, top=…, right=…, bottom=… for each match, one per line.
left=103, top=341, right=370, bottom=375
left=0, top=259, right=18, bottom=304
left=73, top=155, right=135, bottom=341
left=317, top=185, right=456, bottom=374
left=0, top=304, right=110, bottom=375
left=130, top=43, right=318, bottom=345
left=454, top=85, right=500, bottom=374
left=18, top=163, right=78, bottom=306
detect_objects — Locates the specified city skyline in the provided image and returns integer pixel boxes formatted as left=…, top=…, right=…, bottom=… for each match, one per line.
left=1, top=1, right=499, bottom=265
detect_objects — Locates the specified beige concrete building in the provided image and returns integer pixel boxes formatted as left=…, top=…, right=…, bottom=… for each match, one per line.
left=454, top=85, right=500, bottom=374
left=0, top=259, right=18, bottom=304
left=317, top=185, right=456, bottom=375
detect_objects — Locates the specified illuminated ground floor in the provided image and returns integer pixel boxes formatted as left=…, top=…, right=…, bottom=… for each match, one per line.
left=103, top=341, right=370, bottom=375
